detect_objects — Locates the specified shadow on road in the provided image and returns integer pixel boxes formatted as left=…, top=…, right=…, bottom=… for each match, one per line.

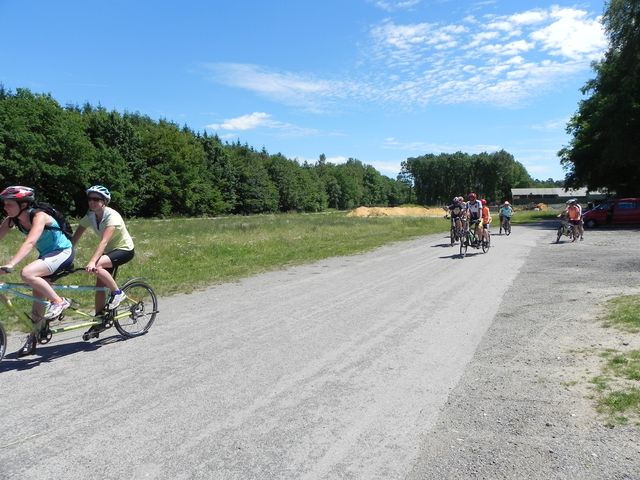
left=439, top=249, right=485, bottom=260
left=0, top=334, right=123, bottom=372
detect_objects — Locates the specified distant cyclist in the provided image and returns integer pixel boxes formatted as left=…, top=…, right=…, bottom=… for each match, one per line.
left=564, top=199, right=583, bottom=242
left=499, top=201, right=513, bottom=235
left=480, top=199, right=491, bottom=242
left=466, top=192, right=482, bottom=245
left=447, top=196, right=467, bottom=233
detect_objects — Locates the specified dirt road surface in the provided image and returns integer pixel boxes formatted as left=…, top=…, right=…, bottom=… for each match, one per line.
left=1, top=223, right=639, bottom=479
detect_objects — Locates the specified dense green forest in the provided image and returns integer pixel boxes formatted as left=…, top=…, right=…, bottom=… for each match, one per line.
left=400, top=151, right=533, bottom=204
left=1, top=86, right=553, bottom=217
left=0, top=87, right=413, bottom=217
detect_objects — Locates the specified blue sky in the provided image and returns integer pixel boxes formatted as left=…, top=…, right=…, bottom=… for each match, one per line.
left=1, top=0, right=607, bottom=180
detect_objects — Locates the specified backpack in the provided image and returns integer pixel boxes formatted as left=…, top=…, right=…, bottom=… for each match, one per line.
left=13, top=202, right=74, bottom=240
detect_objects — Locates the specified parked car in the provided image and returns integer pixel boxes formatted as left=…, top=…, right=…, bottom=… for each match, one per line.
left=582, top=198, right=640, bottom=227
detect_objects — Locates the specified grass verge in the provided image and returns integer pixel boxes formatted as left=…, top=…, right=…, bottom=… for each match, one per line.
left=509, top=209, right=561, bottom=224
left=0, top=211, right=449, bottom=332
left=589, top=295, right=640, bottom=426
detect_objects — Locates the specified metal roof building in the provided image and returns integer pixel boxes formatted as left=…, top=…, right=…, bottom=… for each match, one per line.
left=511, top=188, right=608, bottom=204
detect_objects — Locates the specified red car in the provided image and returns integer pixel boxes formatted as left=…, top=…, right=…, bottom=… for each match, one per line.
left=582, top=198, right=640, bottom=227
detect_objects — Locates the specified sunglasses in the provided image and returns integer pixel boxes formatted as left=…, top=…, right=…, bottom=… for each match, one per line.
left=87, top=197, right=104, bottom=202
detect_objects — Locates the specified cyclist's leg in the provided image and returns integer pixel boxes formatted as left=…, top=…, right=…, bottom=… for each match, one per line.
left=18, top=263, right=52, bottom=357
left=95, top=249, right=135, bottom=311
left=93, top=255, right=120, bottom=313
left=21, top=259, right=65, bottom=306
left=94, top=274, right=110, bottom=314
left=24, top=250, right=74, bottom=321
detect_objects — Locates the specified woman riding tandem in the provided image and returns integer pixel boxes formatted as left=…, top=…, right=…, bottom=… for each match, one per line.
left=72, top=186, right=134, bottom=321
left=0, top=186, right=74, bottom=357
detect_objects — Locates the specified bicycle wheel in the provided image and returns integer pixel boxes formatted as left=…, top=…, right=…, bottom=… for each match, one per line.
left=114, top=280, right=158, bottom=338
left=556, top=226, right=563, bottom=243
left=0, top=323, right=6, bottom=362
left=482, top=232, right=491, bottom=253
left=460, top=234, right=468, bottom=257
left=505, top=220, right=511, bottom=236
left=450, top=227, right=455, bottom=246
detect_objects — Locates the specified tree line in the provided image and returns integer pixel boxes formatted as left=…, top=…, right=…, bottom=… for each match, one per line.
left=0, top=87, right=413, bottom=218
left=400, top=151, right=532, bottom=205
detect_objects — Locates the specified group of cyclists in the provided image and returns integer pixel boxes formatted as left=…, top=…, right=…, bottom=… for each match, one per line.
left=447, top=192, right=514, bottom=246
left=0, top=185, right=135, bottom=357
left=447, top=193, right=586, bottom=246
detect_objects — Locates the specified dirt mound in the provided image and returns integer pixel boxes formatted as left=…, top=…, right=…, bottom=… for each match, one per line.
left=347, top=206, right=444, bottom=218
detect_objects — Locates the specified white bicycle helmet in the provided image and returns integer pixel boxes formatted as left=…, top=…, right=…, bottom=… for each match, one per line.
left=86, top=185, right=111, bottom=203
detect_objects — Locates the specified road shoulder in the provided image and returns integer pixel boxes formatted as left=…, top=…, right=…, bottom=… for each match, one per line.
left=407, top=226, right=640, bottom=480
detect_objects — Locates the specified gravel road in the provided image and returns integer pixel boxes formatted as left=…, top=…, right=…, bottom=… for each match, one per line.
left=1, top=223, right=638, bottom=479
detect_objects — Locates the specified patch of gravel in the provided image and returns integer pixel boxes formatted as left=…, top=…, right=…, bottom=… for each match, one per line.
left=407, top=225, right=640, bottom=480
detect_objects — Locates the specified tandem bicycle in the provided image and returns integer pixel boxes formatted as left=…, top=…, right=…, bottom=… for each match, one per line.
left=459, top=218, right=491, bottom=258
left=0, top=265, right=158, bottom=362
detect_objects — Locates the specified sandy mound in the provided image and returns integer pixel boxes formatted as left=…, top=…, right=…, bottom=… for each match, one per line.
left=347, top=206, right=444, bottom=218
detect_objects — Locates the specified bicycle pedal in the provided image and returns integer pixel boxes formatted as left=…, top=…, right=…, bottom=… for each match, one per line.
left=82, top=331, right=100, bottom=341
left=82, top=325, right=106, bottom=341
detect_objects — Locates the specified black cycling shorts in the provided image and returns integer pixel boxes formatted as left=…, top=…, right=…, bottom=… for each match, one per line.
left=105, top=249, right=135, bottom=273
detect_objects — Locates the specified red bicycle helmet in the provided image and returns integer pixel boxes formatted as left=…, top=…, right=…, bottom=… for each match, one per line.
left=468, top=192, right=477, bottom=201
left=0, top=186, right=35, bottom=202
left=481, top=199, right=487, bottom=206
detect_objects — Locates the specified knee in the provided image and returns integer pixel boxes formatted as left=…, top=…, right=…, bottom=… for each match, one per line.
left=20, top=269, right=35, bottom=283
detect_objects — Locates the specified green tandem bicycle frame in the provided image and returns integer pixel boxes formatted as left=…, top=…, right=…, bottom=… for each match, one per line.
left=0, top=274, right=158, bottom=362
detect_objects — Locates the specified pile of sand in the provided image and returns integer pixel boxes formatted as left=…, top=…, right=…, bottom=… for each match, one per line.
left=347, top=206, right=444, bottom=218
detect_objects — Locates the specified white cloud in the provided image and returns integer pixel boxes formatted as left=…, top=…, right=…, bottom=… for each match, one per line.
left=364, top=5, right=606, bottom=107
left=509, top=9, right=548, bottom=25
left=485, top=20, right=513, bottom=32
left=203, top=62, right=358, bottom=111
left=469, top=30, right=499, bottom=47
left=208, top=112, right=271, bottom=131
left=530, top=7, right=606, bottom=60
left=203, top=6, right=606, bottom=110
left=371, top=21, right=432, bottom=50
left=371, top=0, right=421, bottom=12
left=480, top=39, right=535, bottom=56
left=206, top=112, right=319, bottom=137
